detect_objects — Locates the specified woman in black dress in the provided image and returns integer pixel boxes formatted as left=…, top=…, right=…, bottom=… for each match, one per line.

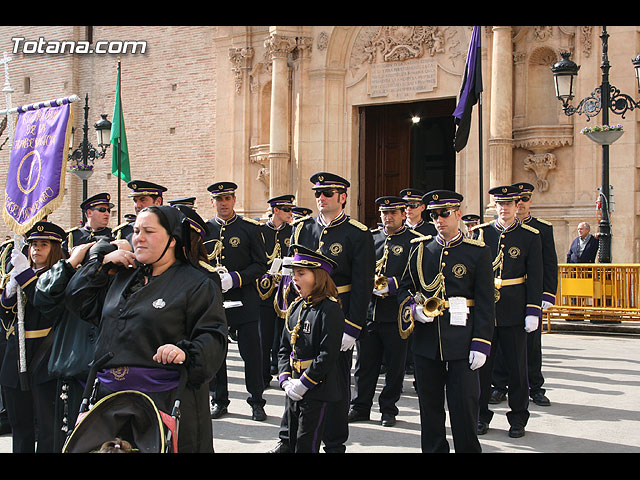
left=65, top=205, right=227, bottom=452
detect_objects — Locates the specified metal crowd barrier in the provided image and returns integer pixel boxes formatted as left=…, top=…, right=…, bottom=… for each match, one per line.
left=543, top=263, right=640, bottom=330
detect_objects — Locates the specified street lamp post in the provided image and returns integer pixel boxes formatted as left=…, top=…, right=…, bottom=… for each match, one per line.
left=551, top=26, right=640, bottom=263
left=68, top=93, right=111, bottom=219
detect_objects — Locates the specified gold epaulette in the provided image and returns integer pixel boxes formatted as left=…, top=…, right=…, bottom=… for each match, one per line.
left=349, top=218, right=369, bottom=231
left=242, top=216, right=262, bottom=225
left=408, top=229, right=423, bottom=236
left=112, top=222, right=129, bottom=232
left=327, top=296, right=338, bottom=303
left=65, top=226, right=80, bottom=234
left=521, top=223, right=540, bottom=234
left=410, top=234, right=433, bottom=244
left=470, top=220, right=494, bottom=231
left=370, top=226, right=383, bottom=233
left=0, top=239, right=13, bottom=249
left=198, top=260, right=217, bottom=273
left=536, top=217, right=552, bottom=226
left=463, top=237, right=485, bottom=247
left=291, top=215, right=312, bottom=226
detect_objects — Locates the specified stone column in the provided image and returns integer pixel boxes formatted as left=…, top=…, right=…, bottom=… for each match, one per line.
left=489, top=26, right=513, bottom=189
left=264, top=33, right=297, bottom=197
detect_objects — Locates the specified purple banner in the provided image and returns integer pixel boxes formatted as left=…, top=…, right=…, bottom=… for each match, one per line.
left=3, top=101, right=72, bottom=234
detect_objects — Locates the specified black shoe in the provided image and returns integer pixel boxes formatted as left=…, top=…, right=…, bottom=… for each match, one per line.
left=270, top=365, right=278, bottom=375
left=347, top=408, right=370, bottom=423
left=531, top=392, right=550, bottom=406
left=252, top=404, right=267, bottom=421
left=210, top=403, right=228, bottom=419
left=477, top=422, right=489, bottom=435
left=508, top=426, right=525, bottom=438
left=489, top=389, right=507, bottom=404
left=381, top=413, right=396, bottom=427
left=267, top=440, right=291, bottom=453
left=405, top=364, right=414, bottom=375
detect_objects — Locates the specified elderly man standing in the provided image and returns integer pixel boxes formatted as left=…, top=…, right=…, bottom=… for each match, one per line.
left=567, top=222, right=599, bottom=263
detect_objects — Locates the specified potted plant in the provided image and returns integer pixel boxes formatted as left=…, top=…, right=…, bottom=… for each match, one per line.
left=581, top=124, right=624, bottom=145
left=69, top=163, right=94, bottom=180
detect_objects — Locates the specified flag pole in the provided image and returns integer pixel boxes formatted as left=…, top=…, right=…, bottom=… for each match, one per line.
left=117, top=58, right=122, bottom=225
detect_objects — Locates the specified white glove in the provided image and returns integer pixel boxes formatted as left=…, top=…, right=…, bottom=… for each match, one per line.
left=373, top=284, right=389, bottom=296
left=282, top=379, right=304, bottom=401
left=525, top=315, right=539, bottom=333
left=541, top=300, right=553, bottom=310
left=220, top=273, right=233, bottom=293
left=340, top=332, right=357, bottom=351
left=281, top=256, right=293, bottom=276
left=414, top=304, right=434, bottom=324
left=469, top=350, right=487, bottom=370
left=289, top=378, right=308, bottom=398
left=4, top=277, right=18, bottom=298
left=10, top=248, right=31, bottom=276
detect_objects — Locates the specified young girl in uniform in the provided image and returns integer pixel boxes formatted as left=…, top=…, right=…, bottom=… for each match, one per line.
left=0, top=221, right=67, bottom=453
left=277, top=244, right=345, bottom=453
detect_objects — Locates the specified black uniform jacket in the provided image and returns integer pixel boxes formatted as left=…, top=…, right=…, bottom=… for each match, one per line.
left=522, top=215, right=558, bottom=305
left=368, top=225, right=421, bottom=324
left=471, top=219, right=543, bottom=326
left=397, top=231, right=494, bottom=361
left=257, top=220, right=292, bottom=304
left=0, top=266, right=56, bottom=387
left=278, top=296, right=344, bottom=402
left=63, top=225, right=113, bottom=253
left=291, top=211, right=375, bottom=339
left=408, top=218, right=437, bottom=237
left=203, top=214, right=267, bottom=323
left=65, top=259, right=228, bottom=387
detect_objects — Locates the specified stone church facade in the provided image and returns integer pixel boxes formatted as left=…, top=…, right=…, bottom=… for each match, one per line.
left=1, top=26, right=639, bottom=262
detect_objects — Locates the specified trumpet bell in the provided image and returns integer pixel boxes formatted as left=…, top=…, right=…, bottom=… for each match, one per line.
left=423, top=296, right=445, bottom=317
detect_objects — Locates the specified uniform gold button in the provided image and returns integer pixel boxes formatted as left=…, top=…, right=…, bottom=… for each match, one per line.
left=444, top=251, right=449, bottom=255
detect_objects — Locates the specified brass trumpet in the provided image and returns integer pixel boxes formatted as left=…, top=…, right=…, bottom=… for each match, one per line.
left=374, top=274, right=389, bottom=291
left=414, top=292, right=446, bottom=317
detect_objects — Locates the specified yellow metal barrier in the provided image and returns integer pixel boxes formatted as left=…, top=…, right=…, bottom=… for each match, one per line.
left=544, top=263, right=640, bottom=329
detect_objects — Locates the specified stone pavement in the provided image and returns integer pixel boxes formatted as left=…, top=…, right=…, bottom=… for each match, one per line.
left=2, top=327, right=640, bottom=453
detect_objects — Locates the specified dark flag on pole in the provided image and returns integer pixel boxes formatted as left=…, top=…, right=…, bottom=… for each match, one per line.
left=453, top=26, right=483, bottom=153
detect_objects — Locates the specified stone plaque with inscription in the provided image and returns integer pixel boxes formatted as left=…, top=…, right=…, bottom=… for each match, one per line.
left=367, top=58, right=437, bottom=99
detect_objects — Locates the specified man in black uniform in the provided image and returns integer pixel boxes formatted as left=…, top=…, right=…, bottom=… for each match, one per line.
left=490, top=182, right=557, bottom=407
left=280, top=172, right=374, bottom=453
left=63, top=192, right=114, bottom=253
left=397, top=190, right=494, bottom=453
left=348, top=196, right=420, bottom=428
left=291, top=206, right=312, bottom=221
left=401, top=188, right=437, bottom=237
left=257, top=194, right=295, bottom=386
left=472, top=185, right=543, bottom=438
left=112, top=181, right=167, bottom=243
left=462, top=214, right=481, bottom=238
left=204, top=181, right=268, bottom=421
left=168, top=196, right=197, bottom=209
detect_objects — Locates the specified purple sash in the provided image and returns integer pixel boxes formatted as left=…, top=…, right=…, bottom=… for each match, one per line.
left=97, top=366, right=180, bottom=393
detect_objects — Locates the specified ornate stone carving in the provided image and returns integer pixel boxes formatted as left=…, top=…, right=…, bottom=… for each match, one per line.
left=524, top=153, right=557, bottom=192
left=533, top=26, right=553, bottom=42
left=582, top=26, right=593, bottom=58
left=366, top=26, right=445, bottom=63
left=264, top=34, right=297, bottom=60
left=317, top=31, right=329, bottom=51
left=249, top=144, right=270, bottom=196
left=229, top=47, right=254, bottom=94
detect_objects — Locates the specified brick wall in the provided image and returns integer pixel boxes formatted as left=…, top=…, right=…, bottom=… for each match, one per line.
left=0, top=25, right=218, bottom=238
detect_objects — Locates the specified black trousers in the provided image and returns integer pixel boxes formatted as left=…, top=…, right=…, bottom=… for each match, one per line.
left=2, top=378, right=57, bottom=453
left=210, top=316, right=265, bottom=408
left=414, top=353, right=481, bottom=453
left=320, top=348, right=353, bottom=452
left=491, top=325, right=545, bottom=396
left=479, top=325, right=530, bottom=429
left=351, top=322, right=407, bottom=416
left=258, top=303, right=284, bottom=384
left=286, top=396, right=330, bottom=453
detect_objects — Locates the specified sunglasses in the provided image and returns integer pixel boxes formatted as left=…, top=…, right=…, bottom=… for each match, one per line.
left=279, top=207, right=292, bottom=212
left=91, top=207, right=111, bottom=213
left=314, top=189, right=340, bottom=198
left=519, top=196, right=531, bottom=202
left=429, top=209, right=457, bottom=220
left=406, top=203, right=422, bottom=209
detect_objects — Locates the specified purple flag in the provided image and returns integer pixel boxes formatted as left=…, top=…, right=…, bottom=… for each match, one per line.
left=3, top=99, right=73, bottom=234
left=453, top=26, right=483, bottom=153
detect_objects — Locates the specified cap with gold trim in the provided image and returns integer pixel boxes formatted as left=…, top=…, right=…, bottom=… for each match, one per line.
left=207, top=181, right=238, bottom=197
left=309, top=172, right=350, bottom=190
left=127, top=180, right=167, bottom=198
left=290, top=243, right=337, bottom=274
left=268, top=194, right=295, bottom=209
left=375, top=196, right=407, bottom=211
left=489, top=185, right=520, bottom=202
left=511, top=182, right=535, bottom=198
left=399, top=188, right=425, bottom=204
left=25, top=221, right=66, bottom=243
left=80, top=192, right=114, bottom=211
left=422, top=190, right=463, bottom=210
left=168, top=197, right=197, bottom=209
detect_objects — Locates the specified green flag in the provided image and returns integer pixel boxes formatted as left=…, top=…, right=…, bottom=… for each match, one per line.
left=110, top=61, right=131, bottom=182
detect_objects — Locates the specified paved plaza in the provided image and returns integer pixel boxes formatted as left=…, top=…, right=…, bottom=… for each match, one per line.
left=2, top=327, right=639, bottom=453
